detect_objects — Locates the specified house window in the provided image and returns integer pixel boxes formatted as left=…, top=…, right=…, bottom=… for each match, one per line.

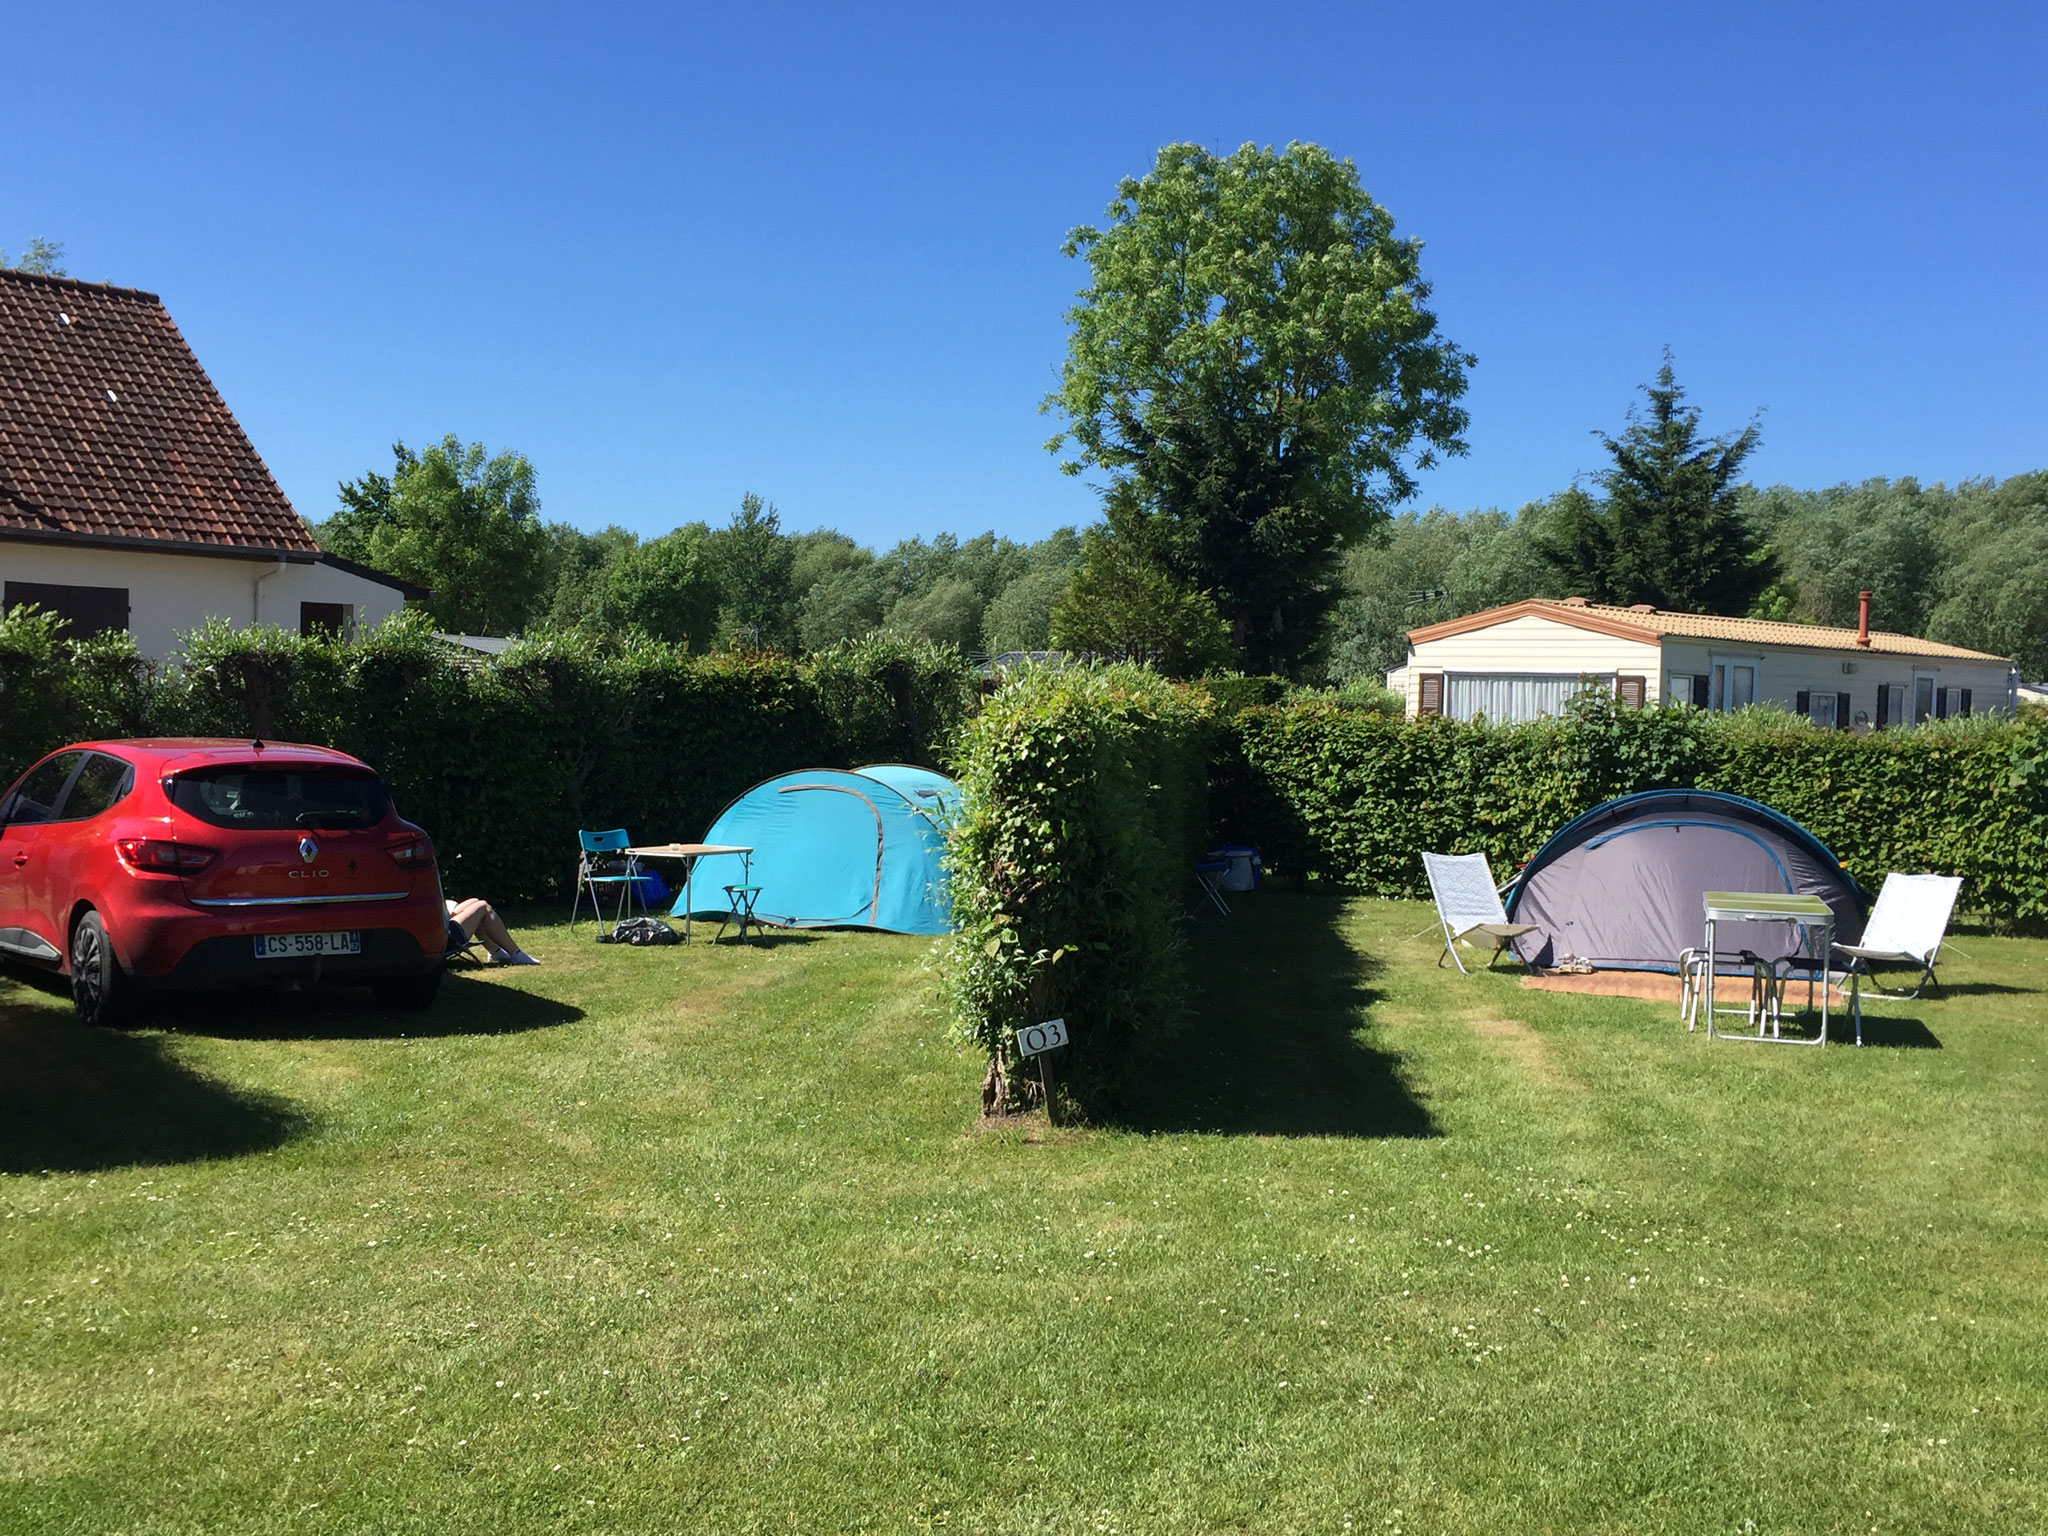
left=1444, top=673, right=1612, bottom=723
left=3, top=581, right=130, bottom=639
left=300, top=602, right=354, bottom=640
left=1709, top=658, right=1759, bottom=712
left=1913, top=673, right=1937, bottom=725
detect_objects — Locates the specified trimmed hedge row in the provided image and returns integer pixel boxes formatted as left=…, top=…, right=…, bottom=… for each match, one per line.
left=1216, top=696, right=2048, bottom=923
left=0, top=609, right=974, bottom=902
left=944, top=664, right=1215, bottom=1116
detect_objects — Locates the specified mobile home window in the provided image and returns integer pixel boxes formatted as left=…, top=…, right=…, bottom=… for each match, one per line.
left=1913, top=674, right=1937, bottom=724
left=1444, top=673, right=1612, bottom=724
left=1709, top=658, right=1759, bottom=712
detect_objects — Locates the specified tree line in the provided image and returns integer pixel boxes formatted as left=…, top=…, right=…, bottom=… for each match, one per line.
left=309, top=142, right=2048, bottom=684
left=315, top=437, right=1086, bottom=655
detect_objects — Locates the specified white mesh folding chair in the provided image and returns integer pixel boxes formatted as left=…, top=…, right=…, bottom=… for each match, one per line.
left=1422, top=851, right=1539, bottom=973
left=1830, top=873, right=1961, bottom=1044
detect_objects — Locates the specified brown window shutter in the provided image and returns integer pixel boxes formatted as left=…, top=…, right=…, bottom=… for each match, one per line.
left=1616, top=674, right=1646, bottom=708
left=1417, top=672, right=1444, bottom=717
left=1837, top=691, right=1852, bottom=730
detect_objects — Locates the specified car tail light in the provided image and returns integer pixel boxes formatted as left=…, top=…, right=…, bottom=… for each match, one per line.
left=115, top=838, right=217, bottom=873
left=387, top=833, right=435, bottom=868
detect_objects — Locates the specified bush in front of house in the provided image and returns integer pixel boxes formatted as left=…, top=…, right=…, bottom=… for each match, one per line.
left=0, top=608, right=975, bottom=902
left=944, top=663, right=1215, bottom=1118
left=1215, top=693, right=2048, bottom=923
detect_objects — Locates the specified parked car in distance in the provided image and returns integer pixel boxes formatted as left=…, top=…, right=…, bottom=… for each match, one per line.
left=0, top=739, right=447, bottom=1026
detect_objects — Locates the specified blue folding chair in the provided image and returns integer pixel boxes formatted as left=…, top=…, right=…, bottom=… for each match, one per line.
left=571, top=828, right=646, bottom=933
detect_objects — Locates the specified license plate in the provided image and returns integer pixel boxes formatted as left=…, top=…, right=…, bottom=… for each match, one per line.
left=254, top=931, right=362, bottom=959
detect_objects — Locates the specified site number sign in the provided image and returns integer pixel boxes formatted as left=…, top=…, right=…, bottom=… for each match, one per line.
left=1016, top=1018, right=1068, bottom=1058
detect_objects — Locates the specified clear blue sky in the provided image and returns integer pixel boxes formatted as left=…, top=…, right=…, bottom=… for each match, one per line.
left=7, top=2, right=2043, bottom=548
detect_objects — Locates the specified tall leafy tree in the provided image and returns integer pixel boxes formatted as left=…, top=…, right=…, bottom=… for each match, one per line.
left=1539, top=353, right=1767, bottom=613
left=1049, top=488, right=1232, bottom=677
left=599, top=526, right=720, bottom=647
left=1045, top=141, right=1474, bottom=674
left=704, top=493, right=796, bottom=649
left=1, top=237, right=66, bottom=275
left=320, top=436, right=548, bottom=635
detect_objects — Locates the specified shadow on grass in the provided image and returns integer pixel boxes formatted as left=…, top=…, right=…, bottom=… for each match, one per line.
left=0, top=986, right=307, bottom=1173
left=1114, top=891, right=1438, bottom=1139
left=1847, top=1014, right=1943, bottom=1049
left=149, top=971, right=583, bottom=1041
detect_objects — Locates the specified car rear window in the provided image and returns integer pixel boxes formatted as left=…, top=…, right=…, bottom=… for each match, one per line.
left=166, top=764, right=392, bottom=831
left=63, top=753, right=136, bottom=821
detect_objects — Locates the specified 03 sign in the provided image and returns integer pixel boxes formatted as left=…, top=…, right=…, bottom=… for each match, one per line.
left=1016, top=1018, right=1068, bottom=1058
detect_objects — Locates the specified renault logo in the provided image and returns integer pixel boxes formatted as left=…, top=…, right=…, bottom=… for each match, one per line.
left=298, top=836, right=319, bottom=864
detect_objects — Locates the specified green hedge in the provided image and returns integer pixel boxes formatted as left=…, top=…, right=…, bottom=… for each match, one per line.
left=1217, top=696, right=2048, bottom=923
left=0, top=610, right=974, bottom=902
left=944, top=664, right=1215, bottom=1117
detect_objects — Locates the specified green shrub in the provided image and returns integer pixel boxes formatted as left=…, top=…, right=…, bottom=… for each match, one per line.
left=0, top=608, right=170, bottom=778
left=2, top=613, right=975, bottom=902
left=1217, top=694, right=2048, bottom=923
left=945, top=664, right=1215, bottom=1117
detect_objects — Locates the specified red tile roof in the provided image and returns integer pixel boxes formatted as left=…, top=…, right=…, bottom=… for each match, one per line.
left=0, top=268, right=319, bottom=553
left=1409, top=598, right=2010, bottom=663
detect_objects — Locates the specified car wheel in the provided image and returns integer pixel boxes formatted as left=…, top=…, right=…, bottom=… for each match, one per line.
left=372, top=966, right=442, bottom=1010
left=70, top=910, right=134, bottom=1028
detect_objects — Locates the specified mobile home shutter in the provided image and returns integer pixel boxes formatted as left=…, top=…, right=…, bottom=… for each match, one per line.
left=1616, top=674, right=1646, bottom=708
left=1796, top=689, right=1811, bottom=716
left=1693, top=674, right=1710, bottom=710
left=1935, top=687, right=1948, bottom=720
left=1875, top=685, right=1890, bottom=728
left=1417, top=672, right=1444, bottom=717
left=1837, top=691, right=1852, bottom=730
left=1960, top=688, right=1972, bottom=717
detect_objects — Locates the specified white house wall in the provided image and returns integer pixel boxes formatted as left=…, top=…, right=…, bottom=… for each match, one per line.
left=1404, top=614, right=1665, bottom=714
left=1659, top=641, right=2016, bottom=722
left=0, top=544, right=407, bottom=660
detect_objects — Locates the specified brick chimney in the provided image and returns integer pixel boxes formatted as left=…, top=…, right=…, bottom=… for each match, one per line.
left=1856, top=590, right=1872, bottom=647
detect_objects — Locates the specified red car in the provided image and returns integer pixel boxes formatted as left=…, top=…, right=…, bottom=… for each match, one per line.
left=0, top=739, right=447, bottom=1026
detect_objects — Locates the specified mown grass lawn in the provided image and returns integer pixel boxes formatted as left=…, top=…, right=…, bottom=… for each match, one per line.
left=3, top=894, right=2045, bottom=1534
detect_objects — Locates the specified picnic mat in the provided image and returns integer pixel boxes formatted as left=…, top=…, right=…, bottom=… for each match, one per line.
left=1521, top=970, right=1682, bottom=1004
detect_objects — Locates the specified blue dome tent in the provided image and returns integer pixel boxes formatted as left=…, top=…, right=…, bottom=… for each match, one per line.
left=692, top=765, right=958, bottom=935
left=1503, top=789, right=1865, bottom=972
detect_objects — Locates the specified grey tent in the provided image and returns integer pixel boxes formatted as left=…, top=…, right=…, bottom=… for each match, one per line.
left=1503, top=789, right=1865, bottom=972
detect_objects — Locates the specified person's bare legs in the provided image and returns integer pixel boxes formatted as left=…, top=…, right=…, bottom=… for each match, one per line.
left=448, top=898, right=534, bottom=962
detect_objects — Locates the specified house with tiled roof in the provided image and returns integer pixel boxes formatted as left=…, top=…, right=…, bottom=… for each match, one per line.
left=0, top=268, right=422, bottom=657
left=1387, top=594, right=2018, bottom=728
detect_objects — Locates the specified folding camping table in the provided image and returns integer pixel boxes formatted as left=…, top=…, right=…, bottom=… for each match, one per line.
left=624, top=844, right=753, bottom=941
left=1700, top=890, right=1833, bottom=1046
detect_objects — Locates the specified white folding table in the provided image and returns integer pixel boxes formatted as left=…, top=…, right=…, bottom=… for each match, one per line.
left=1700, top=890, right=1834, bottom=1046
left=624, top=844, right=753, bottom=941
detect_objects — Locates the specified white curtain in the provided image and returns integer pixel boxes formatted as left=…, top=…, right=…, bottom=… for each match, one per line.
left=1445, top=673, right=1612, bottom=723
